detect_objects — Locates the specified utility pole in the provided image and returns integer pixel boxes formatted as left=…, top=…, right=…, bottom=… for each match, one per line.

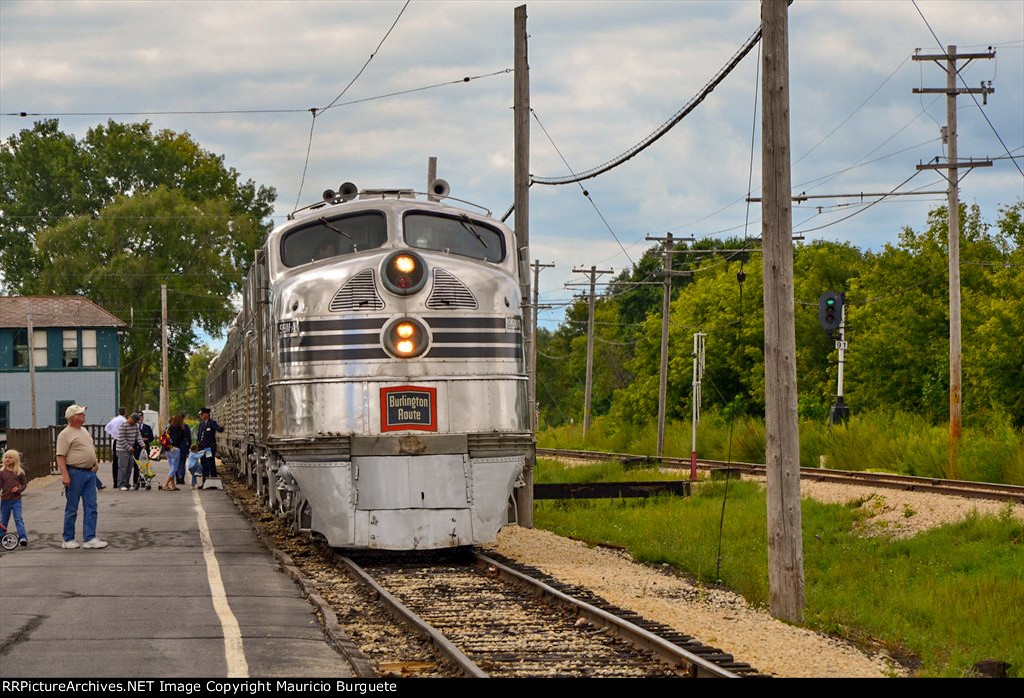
left=913, top=46, right=994, bottom=478
left=645, top=233, right=694, bottom=458
left=513, top=4, right=534, bottom=528
left=761, top=0, right=804, bottom=623
left=160, top=284, right=169, bottom=434
left=530, top=260, right=555, bottom=433
left=690, top=332, right=706, bottom=480
left=27, top=309, right=37, bottom=428
left=571, top=265, right=614, bottom=440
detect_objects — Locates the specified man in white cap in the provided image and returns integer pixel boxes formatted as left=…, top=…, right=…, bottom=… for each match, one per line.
left=56, top=404, right=108, bottom=549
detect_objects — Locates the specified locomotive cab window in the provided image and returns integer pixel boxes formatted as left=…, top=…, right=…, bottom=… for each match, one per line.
left=281, top=211, right=388, bottom=268
left=403, top=212, right=505, bottom=263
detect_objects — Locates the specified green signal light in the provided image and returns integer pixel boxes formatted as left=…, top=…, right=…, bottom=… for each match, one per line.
left=826, top=298, right=836, bottom=306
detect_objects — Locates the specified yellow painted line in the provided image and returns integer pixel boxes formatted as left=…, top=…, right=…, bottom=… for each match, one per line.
left=193, top=488, right=250, bottom=678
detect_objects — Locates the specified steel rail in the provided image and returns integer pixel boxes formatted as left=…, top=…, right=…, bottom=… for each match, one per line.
left=337, top=555, right=490, bottom=678
left=472, top=552, right=740, bottom=678
left=537, top=448, right=1024, bottom=504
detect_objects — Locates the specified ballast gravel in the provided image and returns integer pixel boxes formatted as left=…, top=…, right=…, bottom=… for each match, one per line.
left=485, top=525, right=902, bottom=678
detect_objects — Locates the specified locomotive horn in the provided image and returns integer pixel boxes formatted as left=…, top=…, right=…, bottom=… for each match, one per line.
left=322, top=189, right=336, bottom=202
left=338, top=182, right=359, bottom=202
left=429, top=178, right=450, bottom=199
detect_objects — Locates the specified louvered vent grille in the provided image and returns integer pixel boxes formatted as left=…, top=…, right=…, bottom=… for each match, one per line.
left=330, top=269, right=385, bottom=312
left=426, top=269, right=478, bottom=310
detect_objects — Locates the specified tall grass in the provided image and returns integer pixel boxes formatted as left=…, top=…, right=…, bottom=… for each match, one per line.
left=533, top=459, right=1024, bottom=676
left=537, top=409, right=1024, bottom=485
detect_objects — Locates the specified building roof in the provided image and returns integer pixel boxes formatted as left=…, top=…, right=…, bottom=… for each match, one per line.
left=0, top=296, right=127, bottom=329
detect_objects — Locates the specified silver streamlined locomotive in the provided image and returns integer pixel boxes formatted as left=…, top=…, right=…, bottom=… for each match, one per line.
left=206, top=181, right=533, bottom=549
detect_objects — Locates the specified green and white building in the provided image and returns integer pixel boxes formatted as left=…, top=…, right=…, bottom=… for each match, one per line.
left=0, top=296, right=126, bottom=441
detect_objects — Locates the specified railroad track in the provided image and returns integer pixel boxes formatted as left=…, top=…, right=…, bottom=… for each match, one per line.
left=334, top=549, right=762, bottom=678
left=538, top=448, right=1024, bottom=504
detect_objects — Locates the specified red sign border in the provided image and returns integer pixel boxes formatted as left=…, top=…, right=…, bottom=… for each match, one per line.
left=380, top=385, right=438, bottom=432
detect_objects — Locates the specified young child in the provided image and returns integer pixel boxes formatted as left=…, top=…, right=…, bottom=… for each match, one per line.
left=186, top=445, right=212, bottom=489
left=1, top=450, right=29, bottom=546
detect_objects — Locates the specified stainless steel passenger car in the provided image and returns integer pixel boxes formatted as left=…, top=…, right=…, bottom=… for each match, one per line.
left=206, top=183, right=533, bottom=549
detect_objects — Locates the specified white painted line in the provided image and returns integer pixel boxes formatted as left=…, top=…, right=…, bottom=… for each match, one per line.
left=193, top=488, right=250, bottom=678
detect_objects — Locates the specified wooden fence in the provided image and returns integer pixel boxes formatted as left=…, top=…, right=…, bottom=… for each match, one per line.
left=5, top=425, right=112, bottom=483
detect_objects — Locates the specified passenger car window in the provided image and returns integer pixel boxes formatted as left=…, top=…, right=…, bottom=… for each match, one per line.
left=281, top=211, right=387, bottom=267
left=403, top=213, right=505, bottom=263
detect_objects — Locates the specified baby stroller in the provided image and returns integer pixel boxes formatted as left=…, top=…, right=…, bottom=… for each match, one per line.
left=0, top=522, right=17, bottom=551
left=133, top=450, right=156, bottom=491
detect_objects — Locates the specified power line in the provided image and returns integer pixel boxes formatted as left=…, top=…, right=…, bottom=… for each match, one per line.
left=911, top=0, right=1024, bottom=179
left=531, top=109, right=634, bottom=266
left=4, top=69, right=510, bottom=119
left=293, top=1, right=413, bottom=211
left=531, top=24, right=763, bottom=186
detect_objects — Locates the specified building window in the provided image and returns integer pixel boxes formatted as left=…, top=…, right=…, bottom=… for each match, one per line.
left=82, top=330, right=97, bottom=367
left=63, top=330, right=78, bottom=367
left=12, top=329, right=28, bottom=367
left=0, top=402, right=9, bottom=431
left=56, top=400, right=75, bottom=426
left=10, top=329, right=47, bottom=368
left=33, top=330, right=47, bottom=367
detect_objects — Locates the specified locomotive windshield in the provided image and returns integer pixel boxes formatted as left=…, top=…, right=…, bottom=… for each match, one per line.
left=403, top=212, right=505, bottom=263
left=281, top=211, right=388, bottom=267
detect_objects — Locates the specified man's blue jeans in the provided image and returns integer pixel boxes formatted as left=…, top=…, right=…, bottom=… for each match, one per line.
left=64, top=468, right=98, bottom=543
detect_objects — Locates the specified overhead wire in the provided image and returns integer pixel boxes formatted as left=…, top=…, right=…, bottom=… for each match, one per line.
left=293, top=0, right=412, bottom=210
left=5, top=69, right=510, bottom=119
left=531, top=109, right=634, bottom=266
left=911, top=0, right=1024, bottom=179
left=531, top=24, right=763, bottom=186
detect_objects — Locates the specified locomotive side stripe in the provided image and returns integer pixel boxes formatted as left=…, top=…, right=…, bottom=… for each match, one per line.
left=280, top=348, right=389, bottom=362
left=427, top=346, right=523, bottom=359
left=432, top=332, right=521, bottom=344
left=426, top=317, right=507, bottom=329
left=297, top=318, right=388, bottom=331
left=279, top=346, right=522, bottom=362
left=280, top=332, right=381, bottom=349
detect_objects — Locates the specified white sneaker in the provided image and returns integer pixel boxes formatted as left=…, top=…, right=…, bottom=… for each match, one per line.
left=82, top=538, right=108, bottom=549
left=61, top=540, right=80, bottom=549
left=119, top=486, right=129, bottom=491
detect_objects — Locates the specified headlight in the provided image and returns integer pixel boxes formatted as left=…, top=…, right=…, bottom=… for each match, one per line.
left=384, top=317, right=428, bottom=358
left=381, top=251, right=426, bottom=295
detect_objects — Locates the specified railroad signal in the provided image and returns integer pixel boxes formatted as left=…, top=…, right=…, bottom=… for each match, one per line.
left=818, top=291, right=842, bottom=334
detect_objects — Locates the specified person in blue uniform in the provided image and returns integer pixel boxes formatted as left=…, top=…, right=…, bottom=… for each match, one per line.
left=196, top=407, right=224, bottom=485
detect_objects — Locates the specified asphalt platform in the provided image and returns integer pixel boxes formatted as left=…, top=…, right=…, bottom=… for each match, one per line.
left=0, top=466, right=355, bottom=678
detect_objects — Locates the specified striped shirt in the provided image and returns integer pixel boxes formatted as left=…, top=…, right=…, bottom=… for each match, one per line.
left=116, top=420, right=145, bottom=451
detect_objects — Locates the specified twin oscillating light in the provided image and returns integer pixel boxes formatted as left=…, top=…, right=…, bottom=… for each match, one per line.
left=385, top=317, right=428, bottom=358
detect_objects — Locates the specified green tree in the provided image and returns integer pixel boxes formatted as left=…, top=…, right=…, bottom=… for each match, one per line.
left=1, top=119, right=275, bottom=413
left=0, top=119, right=274, bottom=292
left=34, top=187, right=265, bottom=409
left=172, top=345, right=219, bottom=417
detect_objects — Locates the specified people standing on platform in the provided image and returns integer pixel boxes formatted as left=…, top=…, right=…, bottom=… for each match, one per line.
left=56, top=405, right=107, bottom=549
left=103, top=408, right=126, bottom=491
left=197, top=407, right=223, bottom=486
left=186, top=444, right=208, bottom=489
left=161, top=415, right=186, bottom=492
left=134, top=414, right=154, bottom=490
left=1, top=449, right=29, bottom=546
left=115, top=412, right=146, bottom=491
left=168, top=415, right=189, bottom=484
left=176, top=414, right=191, bottom=485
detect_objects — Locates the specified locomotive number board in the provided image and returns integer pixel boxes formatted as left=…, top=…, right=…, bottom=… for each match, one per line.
left=380, top=386, right=438, bottom=432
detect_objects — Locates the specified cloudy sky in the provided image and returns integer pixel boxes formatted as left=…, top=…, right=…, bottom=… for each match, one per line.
left=2, top=0, right=1021, bottom=334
